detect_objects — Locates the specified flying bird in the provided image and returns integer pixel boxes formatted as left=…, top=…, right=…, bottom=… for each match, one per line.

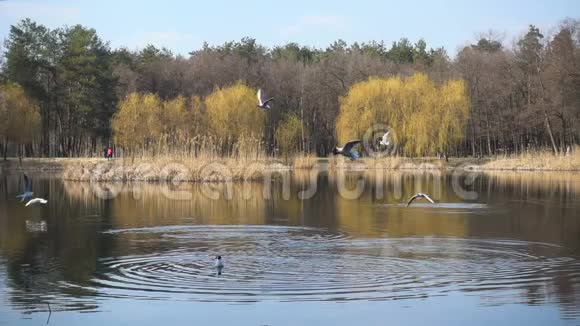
left=16, top=174, right=34, bottom=202
left=379, top=131, right=390, bottom=147
left=406, top=193, right=435, bottom=207
left=25, top=198, right=48, bottom=206
left=332, top=140, right=361, bottom=160
left=257, top=89, right=274, bottom=109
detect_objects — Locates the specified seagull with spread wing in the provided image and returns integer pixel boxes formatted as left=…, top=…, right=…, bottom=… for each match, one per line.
left=257, top=89, right=274, bottom=109
left=332, top=140, right=362, bottom=160
left=25, top=198, right=48, bottom=206
left=15, top=174, right=48, bottom=206
left=406, top=193, right=435, bottom=207
left=16, top=174, right=34, bottom=202
left=379, top=131, right=390, bottom=147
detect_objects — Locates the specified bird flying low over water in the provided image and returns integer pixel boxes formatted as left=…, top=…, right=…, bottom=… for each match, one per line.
left=257, top=89, right=274, bottom=109
left=379, top=131, right=390, bottom=147
left=333, top=140, right=361, bottom=160
left=16, top=174, right=34, bottom=202
left=406, top=193, right=435, bottom=206
left=25, top=198, right=48, bottom=206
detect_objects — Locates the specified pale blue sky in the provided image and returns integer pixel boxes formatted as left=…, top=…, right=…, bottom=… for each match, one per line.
left=0, top=0, right=578, bottom=56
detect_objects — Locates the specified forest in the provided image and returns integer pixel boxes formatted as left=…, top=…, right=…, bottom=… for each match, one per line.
left=0, top=18, right=579, bottom=159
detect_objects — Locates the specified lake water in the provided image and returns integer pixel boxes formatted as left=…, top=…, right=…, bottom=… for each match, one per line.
left=0, top=169, right=579, bottom=325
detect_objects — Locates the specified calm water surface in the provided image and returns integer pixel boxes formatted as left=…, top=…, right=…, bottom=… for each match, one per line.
left=0, top=170, right=579, bottom=325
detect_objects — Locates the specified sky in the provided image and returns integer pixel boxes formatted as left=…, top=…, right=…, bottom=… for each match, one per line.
left=0, top=0, right=578, bottom=56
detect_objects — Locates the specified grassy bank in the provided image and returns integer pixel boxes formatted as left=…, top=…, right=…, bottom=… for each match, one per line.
left=479, top=150, right=580, bottom=171
left=60, top=157, right=290, bottom=182
left=0, top=157, right=80, bottom=172
left=1, top=150, right=578, bottom=182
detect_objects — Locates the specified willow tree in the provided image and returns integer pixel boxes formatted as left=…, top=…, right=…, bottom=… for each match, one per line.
left=336, top=73, right=470, bottom=156
left=187, top=95, right=207, bottom=137
left=111, top=93, right=163, bottom=157
left=0, top=84, right=41, bottom=160
left=275, top=114, right=303, bottom=157
left=433, top=80, right=470, bottom=155
left=159, top=96, right=189, bottom=150
left=204, top=82, right=265, bottom=154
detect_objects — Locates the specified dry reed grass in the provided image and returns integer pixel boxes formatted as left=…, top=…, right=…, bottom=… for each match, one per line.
left=8, top=146, right=580, bottom=184
left=62, top=155, right=292, bottom=182
left=292, top=155, right=321, bottom=169
left=62, top=136, right=289, bottom=182
left=481, top=148, right=580, bottom=171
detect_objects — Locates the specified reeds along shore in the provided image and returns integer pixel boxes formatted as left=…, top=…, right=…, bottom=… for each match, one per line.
left=61, top=157, right=287, bottom=182
left=55, top=147, right=580, bottom=183
left=480, top=148, right=580, bottom=171
left=2, top=144, right=578, bottom=183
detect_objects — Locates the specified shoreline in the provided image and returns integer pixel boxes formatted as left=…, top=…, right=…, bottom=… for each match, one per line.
left=1, top=157, right=579, bottom=182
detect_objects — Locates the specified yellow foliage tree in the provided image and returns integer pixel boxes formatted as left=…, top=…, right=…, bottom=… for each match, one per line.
left=112, top=93, right=163, bottom=157
left=336, top=73, right=470, bottom=156
left=0, top=83, right=41, bottom=160
left=159, top=96, right=188, bottom=148
left=188, top=95, right=207, bottom=138
left=204, top=82, right=265, bottom=146
left=112, top=85, right=267, bottom=158
left=435, top=80, right=470, bottom=154
left=275, top=114, right=303, bottom=157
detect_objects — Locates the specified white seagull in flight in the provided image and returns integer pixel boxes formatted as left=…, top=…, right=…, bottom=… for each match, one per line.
left=406, top=193, right=435, bottom=207
left=257, top=89, right=274, bottom=109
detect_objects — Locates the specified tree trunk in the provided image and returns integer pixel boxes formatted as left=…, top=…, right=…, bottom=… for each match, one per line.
left=2, top=139, right=7, bottom=161
left=535, top=64, right=558, bottom=155
left=470, top=119, right=476, bottom=157
left=560, top=115, right=567, bottom=154
left=543, top=111, right=558, bottom=155
left=486, top=122, right=492, bottom=157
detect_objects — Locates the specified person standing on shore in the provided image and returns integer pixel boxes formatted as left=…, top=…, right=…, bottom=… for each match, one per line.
left=106, top=147, right=113, bottom=160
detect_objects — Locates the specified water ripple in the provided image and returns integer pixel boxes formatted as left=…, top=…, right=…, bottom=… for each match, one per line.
left=56, top=225, right=580, bottom=306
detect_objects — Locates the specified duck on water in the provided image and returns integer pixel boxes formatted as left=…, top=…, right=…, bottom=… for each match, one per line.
left=214, top=256, right=225, bottom=275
